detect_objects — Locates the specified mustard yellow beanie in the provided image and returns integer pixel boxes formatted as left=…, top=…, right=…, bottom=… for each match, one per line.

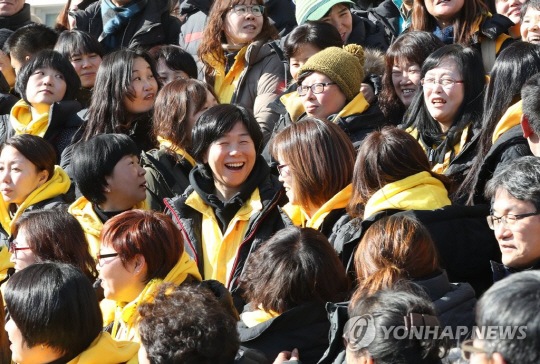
left=298, top=44, right=365, bottom=102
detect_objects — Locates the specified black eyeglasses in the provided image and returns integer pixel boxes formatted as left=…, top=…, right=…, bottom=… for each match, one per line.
left=297, top=82, right=336, bottom=96
left=229, top=4, right=265, bottom=16
left=486, top=211, right=540, bottom=230
left=96, top=252, right=119, bottom=267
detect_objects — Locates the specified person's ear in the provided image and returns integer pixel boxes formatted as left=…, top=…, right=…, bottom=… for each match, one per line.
left=132, top=254, right=146, bottom=276
left=521, top=114, right=535, bottom=138
left=37, top=170, right=49, bottom=186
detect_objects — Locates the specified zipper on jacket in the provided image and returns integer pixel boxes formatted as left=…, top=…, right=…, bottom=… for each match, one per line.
left=163, top=198, right=198, bottom=265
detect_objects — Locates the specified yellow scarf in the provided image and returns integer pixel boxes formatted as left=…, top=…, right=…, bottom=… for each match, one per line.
left=10, top=99, right=50, bottom=137
left=67, top=332, right=139, bottom=364
left=281, top=91, right=305, bottom=122
left=0, top=165, right=70, bottom=235
left=492, top=101, right=522, bottom=144
left=206, top=47, right=247, bottom=104
left=111, top=251, right=202, bottom=341
left=363, top=171, right=451, bottom=219
left=0, top=245, right=14, bottom=283
left=331, top=92, right=370, bottom=122
left=241, top=306, right=280, bottom=328
left=156, top=136, right=196, bottom=167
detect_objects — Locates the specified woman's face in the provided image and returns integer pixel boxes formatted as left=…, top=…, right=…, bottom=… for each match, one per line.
left=186, top=90, right=219, bottom=143
left=289, top=43, right=321, bottom=81
left=26, top=67, right=67, bottom=107
left=0, top=146, right=48, bottom=206
left=5, top=318, right=51, bottom=364
left=203, top=121, right=256, bottom=197
left=70, top=52, right=102, bottom=89
left=9, top=228, right=37, bottom=272
left=320, top=3, right=353, bottom=42
left=423, top=57, right=465, bottom=131
left=277, top=158, right=297, bottom=205
left=496, top=0, right=526, bottom=26
left=104, top=155, right=147, bottom=211
left=124, top=57, right=158, bottom=116
left=222, top=0, right=264, bottom=46
left=424, top=0, right=465, bottom=27
left=391, top=59, right=422, bottom=107
left=156, top=58, right=190, bottom=85
left=300, top=71, right=347, bottom=120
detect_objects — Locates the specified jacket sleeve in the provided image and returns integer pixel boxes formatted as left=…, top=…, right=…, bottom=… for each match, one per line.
left=253, top=51, right=286, bottom=146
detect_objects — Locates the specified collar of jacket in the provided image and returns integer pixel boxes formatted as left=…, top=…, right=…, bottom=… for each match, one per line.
left=331, top=92, right=370, bottom=122
left=0, top=3, right=31, bottom=28
left=491, top=259, right=540, bottom=282
left=492, top=100, right=522, bottom=145
left=411, top=269, right=453, bottom=301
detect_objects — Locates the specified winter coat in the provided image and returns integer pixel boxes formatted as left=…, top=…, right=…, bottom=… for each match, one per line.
left=347, top=12, right=389, bottom=51
left=67, top=332, right=138, bottom=364
left=491, top=259, right=540, bottom=283
left=72, top=0, right=180, bottom=53
left=0, top=92, right=17, bottom=115
left=238, top=302, right=331, bottom=364
left=204, top=39, right=286, bottom=145
left=359, top=0, right=407, bottom=43
left=0, top=3, right=33, bottom=31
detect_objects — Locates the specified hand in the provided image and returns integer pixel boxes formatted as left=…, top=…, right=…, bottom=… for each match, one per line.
left=361, top=83, right=375, bottom=104
left=273, top=348, right=300, bottom=363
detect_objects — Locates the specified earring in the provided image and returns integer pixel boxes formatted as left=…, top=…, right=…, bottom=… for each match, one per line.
left=105, top=188, right=111, bottom=193
left=41, top=344, right=44, bottom=351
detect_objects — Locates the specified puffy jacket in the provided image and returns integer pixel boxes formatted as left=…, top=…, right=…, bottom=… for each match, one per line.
left=72, top=0, right=180, bottom=53
left=0, top=3, right=33, bottom=31
left=347, top=12, right=389, bottom=51
left=67, top=332, right=138, bottom=364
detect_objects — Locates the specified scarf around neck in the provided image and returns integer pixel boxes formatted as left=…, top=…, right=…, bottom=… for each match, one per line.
left=100, top=0, right=147, bottom=50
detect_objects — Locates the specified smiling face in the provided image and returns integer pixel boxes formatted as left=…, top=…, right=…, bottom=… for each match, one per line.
left=156, top=58, right=189, bottom=85
left=203, top=121, right=256, bottom=201
left=319, top=3, right=353, bottom=42
left=496, top=0, right=526, bottom=25
left=300, top=71, right=347, bottom=120
left=425, top=0, right=465, bottom=28
left=491, top=189, right=540, bottom=269
left=0, top=146, right=48, bottom=206
left=26, top=67, right=67, bottom=108
left=70, top=52, right=102, bottom=89
left=124, top=57, right=158, bottom=116
left=289, top=43, right=321, bottom=81
left=392, top=59, right=422, bottom=107
left=423, top=57, right=464, bottom=131
left=0, top=0, right=24, bottom=17
left=223, top=0, right=264, bottom=46
left=103, top=155, right=147, bottom=211
left=521, top=7, right=540, bottom=44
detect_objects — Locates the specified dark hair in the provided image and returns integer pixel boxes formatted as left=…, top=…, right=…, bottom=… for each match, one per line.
left=11, top=210, right=98, bottom=282
left=353, top=215, right=439, bottom=301
left=347, top=286, right=448, bottom=364
left=138, top=282, right=239, bottom=364
left=378, top=31, right=444, bottom=124
left=348, top=127, right=451, bottom=218
left=521, top=0, right=540, bottom=20
left=240, top=226, right=349, bottom=314
left=153, top=78, right=219, bottom=153
left=191, top=104, right=263, bottom=178
left=15, top=49, right=80, bottom=105
left=1, top=134, right=56, bottom=181
left=4, top=23, right=58, bottom=64
left=460, top=42, right=540, bottom=204
left=521, top=72, right=540, bottom=136
left=100, top=210, right=184, bottom=284
left=0, top=290, right=9, bottom=364
left=476, top=271, right=540, bottom=364
left=198, top=0, right=280, bottom=76
left=54, top=30, right=104, bottom=60
left=410, top=0, right=489, bottom=46
left=80, top=49, right=161, bottom=141
left=404, top=44, right=485, bottom=151
left=149, top=44, right=198, bottom=79
left=270, top=117, right=356, bottom=209
left=71, top=134, right=139, bottom=205
left=283, top=21, right=343, bottom=60
left=485, top=156, right=540, bottom=211
left=4, top=263, right=102, bottom=363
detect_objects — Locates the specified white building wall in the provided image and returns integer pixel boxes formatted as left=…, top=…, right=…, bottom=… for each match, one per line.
left=26, top=0, right=65, bottom=27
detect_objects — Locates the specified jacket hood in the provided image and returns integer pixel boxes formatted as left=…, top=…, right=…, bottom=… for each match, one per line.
left=492, top=100, right=522, bottom=144
left=0, top=165, right=70, bottom=235
left=280, top=90, right=305, bottom=123
left=67, top=332, right=138, bottom=364
left=364, top=171, right=451, bottom=219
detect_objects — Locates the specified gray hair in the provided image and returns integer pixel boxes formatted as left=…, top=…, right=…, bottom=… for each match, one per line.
left=485, top=156, right=540, bottom=211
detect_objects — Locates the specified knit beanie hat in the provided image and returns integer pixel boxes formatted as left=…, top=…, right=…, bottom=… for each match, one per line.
left=295, top=0, right=354, bottom=25
left=298, top=44, right=365, bottom=102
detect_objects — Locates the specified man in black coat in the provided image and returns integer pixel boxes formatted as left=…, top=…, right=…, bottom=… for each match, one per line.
left=0, top=0, right=34, bottom=32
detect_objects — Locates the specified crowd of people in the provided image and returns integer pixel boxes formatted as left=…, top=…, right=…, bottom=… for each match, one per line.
left=0, top=0, right=539, bottom=363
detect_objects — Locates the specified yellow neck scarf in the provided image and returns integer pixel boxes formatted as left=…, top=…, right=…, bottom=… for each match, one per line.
left=10, top=99, right=50, bottom=137
left=156, top=136, right=196, bottom=167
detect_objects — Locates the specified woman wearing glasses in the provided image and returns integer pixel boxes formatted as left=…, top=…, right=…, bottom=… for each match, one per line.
left=197, top=0, right=285, bottom=145
left=404, top=44, right=486, bottom=199
left=295, top=44, right=386, bottom=146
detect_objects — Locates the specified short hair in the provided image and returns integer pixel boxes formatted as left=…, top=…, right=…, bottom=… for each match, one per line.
left=15, top=49, right=81, bottom=105
left=4, top=263, right=102, bottom=362
left=4, top=23, right=58, bottom=63
left=191, top=104, right=263, bottom=178
left=270, top=117, right=356, bottom=209
left=54, top=30, right=105, bottom=60
left=1, top=134, right=56, bottom=181
left=485, top=156, right=540, bottom=211
left=11, top=210, right=98, bottom=282
left=148, top=44, right=198, bottom=79
left=100, top=210, right=184, bottom=284
left=153, top=78, right=219, bottom=153
left=353, top=215, right=439, bottom=300
left=347, top=286, right=448, bottom=364
left=521, top=72, right=540, bottom=136
left=378, top=31, right=444, bottom=125
left=71, top=134, right=139, bottom=205
left=348, top=127, right=450, bottom=218
left=476, top=271, right=540, bottom=363
left=240, top=226, right=349, bottom=314
left=282, top=21, right=343, bottom=60
left=521, top=0, right=540, bottom=20
left=138, top=282, right=239, bottom=364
